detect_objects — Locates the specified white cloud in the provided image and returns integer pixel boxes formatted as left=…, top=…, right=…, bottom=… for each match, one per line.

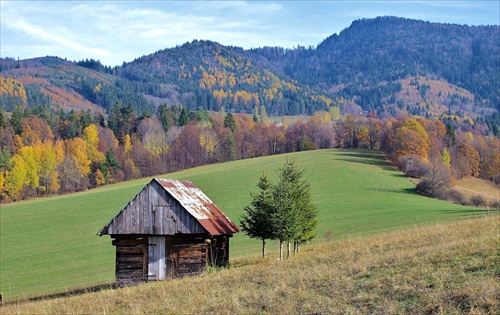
left=5, top=18, right=110, bottom=56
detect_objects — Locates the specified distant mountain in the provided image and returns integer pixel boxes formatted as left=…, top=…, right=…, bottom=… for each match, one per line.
left=252, top=16, right=500, bottom=116
left=1, top=16, right=499, bottom=123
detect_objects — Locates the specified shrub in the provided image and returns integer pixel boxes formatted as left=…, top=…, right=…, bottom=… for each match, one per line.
left=444, top=189, right=469, bottom=206
left=489, top=200, right=500, bottom=210
left=416, top=179, right=445, bottom=197
left=396, top=154, right=429, bottom=178
left=470, top=195, right=486, bottom=208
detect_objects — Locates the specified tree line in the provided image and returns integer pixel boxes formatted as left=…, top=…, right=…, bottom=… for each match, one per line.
left=0, top=104, right=498, bottom=204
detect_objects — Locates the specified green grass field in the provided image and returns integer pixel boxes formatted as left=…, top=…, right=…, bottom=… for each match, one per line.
left=0, top=149, right=490, bottom=300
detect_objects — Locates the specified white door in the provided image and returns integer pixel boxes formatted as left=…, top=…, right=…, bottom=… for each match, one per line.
left=148, top=236, right=166, bottom=280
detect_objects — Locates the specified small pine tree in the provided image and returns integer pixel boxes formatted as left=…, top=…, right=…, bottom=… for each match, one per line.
left=272, top=160, right=317, bottom=259
left=241, top=160, right=318, bottom=261
left=240, top=173, right=274, bottom=258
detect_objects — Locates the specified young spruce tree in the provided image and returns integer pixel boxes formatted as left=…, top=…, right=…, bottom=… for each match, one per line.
left=240, top=173, right=274, bottom=258
left=241, top=160, right=318, bottom=261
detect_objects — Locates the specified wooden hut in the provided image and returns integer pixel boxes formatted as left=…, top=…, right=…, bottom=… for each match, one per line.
left=98, top=178, right=239, bottom=286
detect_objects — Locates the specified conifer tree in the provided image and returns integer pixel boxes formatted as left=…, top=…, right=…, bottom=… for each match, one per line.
left=272, top=160, right=317, bottom=259
left=240, top=173, right=274, bottom=258
left=241, top=160, right=318, bottom=261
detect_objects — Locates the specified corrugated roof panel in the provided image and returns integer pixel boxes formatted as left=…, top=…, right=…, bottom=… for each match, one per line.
left=155, top=178, right=239, bottom=235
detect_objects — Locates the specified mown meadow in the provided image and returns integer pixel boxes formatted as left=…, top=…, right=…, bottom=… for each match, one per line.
left=0, top=149, right=493, bottom=300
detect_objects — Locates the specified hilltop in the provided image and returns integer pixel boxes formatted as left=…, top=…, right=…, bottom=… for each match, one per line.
left=1, top=17, right=499, bottom=124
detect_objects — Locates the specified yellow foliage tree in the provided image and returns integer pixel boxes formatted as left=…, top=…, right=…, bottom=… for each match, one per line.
left=389, top=126, right=429, bottom=159
left=17, top=146, right=40, bottom=189
left=65, top=138, right=91, bottom=177
left=48, top=170, right=60, bottom=193
left=53, top=140, right=65, bottom=165
left=83, top=124, right=105, bottom=164
left=94, top=169, right=106, bottom=186
left=5, top=155, right=27, bottom=199
left=33, top=141, right=57, bottom=194
left=123, top=134, right=132, bottom=155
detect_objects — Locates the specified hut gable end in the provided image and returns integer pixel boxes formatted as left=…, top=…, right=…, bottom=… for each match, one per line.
left=98, top=180, right=206, bottom=236
left=98, top=178, right=239, bottom=237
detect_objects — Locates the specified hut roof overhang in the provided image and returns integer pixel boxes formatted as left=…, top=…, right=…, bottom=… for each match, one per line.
left=98, top=178, right=239, bottom=237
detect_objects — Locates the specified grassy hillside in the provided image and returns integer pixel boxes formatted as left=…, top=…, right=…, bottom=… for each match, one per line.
left=3, top=216, right=498, bottom=314
left=0, top=149, right=492, bottom=300
left=454, top=177, right=500, bottom=204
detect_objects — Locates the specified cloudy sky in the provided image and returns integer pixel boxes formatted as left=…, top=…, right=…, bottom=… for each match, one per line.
left=1, top=1, right=498, bottom=66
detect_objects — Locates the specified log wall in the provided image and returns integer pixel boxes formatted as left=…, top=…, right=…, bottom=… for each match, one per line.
left=112, top=236, right=147, bottom=287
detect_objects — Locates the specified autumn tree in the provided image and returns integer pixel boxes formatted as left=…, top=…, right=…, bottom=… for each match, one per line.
left=83, top=124, right=106, bottom=165
left=64, top=137, right=91, bottom=179
left=20, top=115, right=54, bottom=146
left=416, top=155, right=453, bottom=197
left=4, top=153, right=27, bottom=200
left=33, top=141, right=58, bottom=195
left=367, top=118, right=382, bottom=149
left=452, top=144, right=480, bottom=179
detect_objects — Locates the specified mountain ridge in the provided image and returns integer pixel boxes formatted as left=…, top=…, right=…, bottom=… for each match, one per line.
left=1, top=16, right=499, bottom=127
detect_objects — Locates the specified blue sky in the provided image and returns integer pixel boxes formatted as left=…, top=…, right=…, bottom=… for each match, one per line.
left=1, top=1, right=499, bottom=66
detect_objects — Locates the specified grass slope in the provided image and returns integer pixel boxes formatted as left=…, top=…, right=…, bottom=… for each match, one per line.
left=3, top=216, right=499, bottom=314
left=0, top=149, right=492, bottom=300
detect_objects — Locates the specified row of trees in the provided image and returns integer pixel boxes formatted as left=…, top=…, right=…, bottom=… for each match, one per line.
left=240, top=160, right=318, bottom=260
left=0, top=103, right=498, bottom=202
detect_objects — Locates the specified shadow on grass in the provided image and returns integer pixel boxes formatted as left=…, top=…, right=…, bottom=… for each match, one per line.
left=2, top=283, right=115, bottom=305
left=334, top=151, right=396, bottom=171
left=436, top=209, right=499, bottom=217
left=370, top=187, right=418, bottom=195
left=335, top=157, right=395, bottom=171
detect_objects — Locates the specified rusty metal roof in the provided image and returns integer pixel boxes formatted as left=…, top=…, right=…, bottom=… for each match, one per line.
left=154, top=178, right=239, bottom=235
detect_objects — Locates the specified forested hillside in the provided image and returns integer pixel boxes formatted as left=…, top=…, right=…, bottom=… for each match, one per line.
left=253, top=17, right=500, bottom=119
left=1, top=17, right=499, bottom=125
left=1, top=16, right=499, bottom=202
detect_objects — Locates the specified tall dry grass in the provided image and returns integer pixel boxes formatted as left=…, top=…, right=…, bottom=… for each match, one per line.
left=2, top=215, right=499, bottom=314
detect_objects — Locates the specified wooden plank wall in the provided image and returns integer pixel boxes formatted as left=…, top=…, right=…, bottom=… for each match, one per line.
left=105, top=181, right=206, bottom=235
left=148, top=236, right=166, bottom=281
left=112, top=236, right=148, bottom=287
left=173, top=244, right=207, bottom=277
left=111, top=234, right=233, bottom=284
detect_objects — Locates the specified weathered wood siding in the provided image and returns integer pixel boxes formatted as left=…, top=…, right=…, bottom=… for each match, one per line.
left=112, top=236, right=147, bottom=287
left=111, top=234, right=231, bottom=284
left=173, top=244, right=207, bottom=277
left=105, top=181, right=205, bottom=235
left=148, top=236, right=166, bottom=281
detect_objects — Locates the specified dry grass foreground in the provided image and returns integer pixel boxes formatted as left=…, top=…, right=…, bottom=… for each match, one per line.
left=2, top=215, right=499, bottom=315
